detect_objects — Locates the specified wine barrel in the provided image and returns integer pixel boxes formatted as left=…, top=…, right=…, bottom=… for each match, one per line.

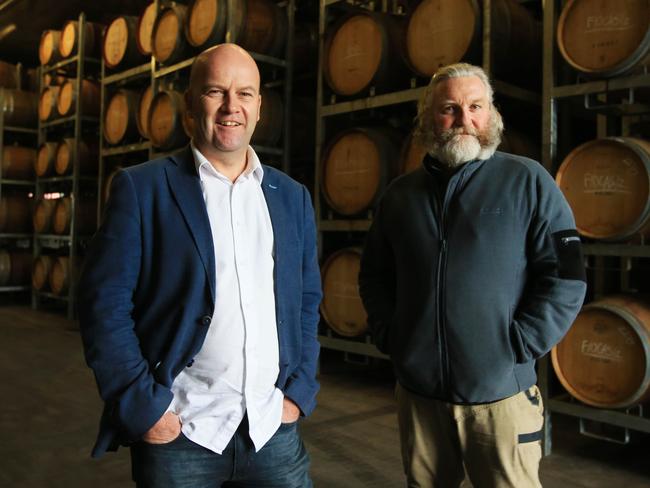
left=59, top=20, right=103, bottom=59
left=406, top=0, right=481, bottom=77
left=39, top=30, right=62, bottom=65
left=104, top=89, right=141, bottom=145
left=498, top=128, right=541, bottom=161
left=555, top=137, right=650, bottom=241
left=39, top=86, right=60, bottom=121
left=55, top=139, right=97, bottom=176
left=137, top=2, right=157, bottom=55
left=136, top=85, right=153, bottom=139
left=321, top=127, right=399, bottom=216
left=231, top=0, right=288, bottom=57
left=56, top=79, right=100, bottom=117
left=399, top=129, right=427, bottom=175
left=321, top=247, right=368, bottom=337
left=185, top=0, right=227, bottom=48
left=251, top=87, right=283, bottom=147
left=33, top=198, right=56, bottom=234
left=42, top=73, right=67, bottom=87
left=103, top=16, right=147, bottom=70
left=2, top=145, right=36, bottom=179
left=152, top=5, right=189, bottom=65
left=32, top=255, right=52, bottom=290
left=324, top=11, right=406, bottom=96
left=52, top=196, right=96, bottom=235
left=35, top=142, right=58, bottom=177
left=552, top=295, right=650, bottom=409
left=0, top=60, right=18, bottom=89
left=406, top=0, right=540, bottom=83
left=148, top=90, right=189, bottom=150
left=557, top=0, right=650, bottom=77
left=2, top=89, right=38, bottom=126
left=0, top=195, right=31, bottom=233
left=0, top=251, right=32, bottom=286
left=49, top=256, right=70, bottom=295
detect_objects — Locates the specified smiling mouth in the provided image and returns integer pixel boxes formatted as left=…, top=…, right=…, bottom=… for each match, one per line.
left=217, top=121, right=241, bottom=127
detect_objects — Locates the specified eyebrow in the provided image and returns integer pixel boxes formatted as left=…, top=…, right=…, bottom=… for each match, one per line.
left=201, top=84, right=258, bottom=93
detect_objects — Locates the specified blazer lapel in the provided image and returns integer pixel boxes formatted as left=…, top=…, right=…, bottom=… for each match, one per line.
left=165, top=148, right=216, bottom=303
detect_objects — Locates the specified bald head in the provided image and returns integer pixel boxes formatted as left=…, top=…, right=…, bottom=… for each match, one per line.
left=188, top=43, right=261, bottom=97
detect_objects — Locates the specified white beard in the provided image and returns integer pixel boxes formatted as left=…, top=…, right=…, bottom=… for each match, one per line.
left=435, top=134, right=482, bottom=168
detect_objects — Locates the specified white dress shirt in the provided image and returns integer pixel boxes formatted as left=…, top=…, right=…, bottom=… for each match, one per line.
left=167, top=143, right=284, bottom=453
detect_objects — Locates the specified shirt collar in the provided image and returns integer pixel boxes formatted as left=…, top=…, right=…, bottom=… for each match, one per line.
left=190, top=141, right=264, bottom=184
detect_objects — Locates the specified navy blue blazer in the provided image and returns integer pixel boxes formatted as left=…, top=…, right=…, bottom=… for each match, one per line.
left=78, top=147, right=322, bottom=458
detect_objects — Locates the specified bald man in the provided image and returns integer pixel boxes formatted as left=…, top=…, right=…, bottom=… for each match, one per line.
left=79, top=44, right=322, bottom=487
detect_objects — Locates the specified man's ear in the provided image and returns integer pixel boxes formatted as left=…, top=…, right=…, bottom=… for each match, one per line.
left=257, top=93, right=262, bottom=122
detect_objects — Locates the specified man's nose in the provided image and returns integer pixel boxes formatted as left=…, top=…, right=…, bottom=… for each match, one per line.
left=454, top=108, right=471, bottom=128
left=221, top=93, right=237, bottom=112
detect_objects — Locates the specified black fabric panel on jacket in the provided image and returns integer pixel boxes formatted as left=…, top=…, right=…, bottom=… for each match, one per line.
left=518, top=430, right=543, bottom=444
left=552, top=229, right=586, bottom=283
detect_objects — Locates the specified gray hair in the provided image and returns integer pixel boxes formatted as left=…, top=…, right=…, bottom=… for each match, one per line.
left=414, top=63, right=496, bottom=144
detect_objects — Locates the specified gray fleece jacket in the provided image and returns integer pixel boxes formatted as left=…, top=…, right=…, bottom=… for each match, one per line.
left=359, top=152, right=587, bottom=403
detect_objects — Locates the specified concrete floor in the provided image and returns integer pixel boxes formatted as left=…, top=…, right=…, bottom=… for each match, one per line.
left=1, top=305, right=649, bottom=487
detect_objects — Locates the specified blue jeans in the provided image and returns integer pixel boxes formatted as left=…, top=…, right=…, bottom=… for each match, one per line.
left=130, top=416, right=312, bottom=488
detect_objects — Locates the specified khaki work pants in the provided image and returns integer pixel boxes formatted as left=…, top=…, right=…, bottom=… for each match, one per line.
left=396, top=383, right=544, bottom=488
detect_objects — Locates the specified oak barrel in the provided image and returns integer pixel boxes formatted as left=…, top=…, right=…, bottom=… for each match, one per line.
left=39, top=86, right=59, bottom=121
left=0, top=60, right=18, bottom=89
left=0, top=195, right=31, bottom=232
left=555, top=137, right=650, bottom=241
left=104, top=89, right=141, bottom=145
left=2, top=89, right=38, bottom=126
left=59, top=20, right=103, bottom=59
left=32, top=255, right=52, bottom=291
left=33, top=198, right=56, bottom=234
left=557, top=0, right=650, bottom=77
left=55, top=139, right=97, bottom=176
left=35, top=142, right=58, bottom=177
left=39, top=30, right=61, bottom=65
left=185, top=0, right=227, bottom=48
left=103, top=16, right=147, bottom=69
left=136, top=85, right=153, bottom=139
left=229, top=0, right=287, bottom=56
left=321, top=127, right=399, bottom=216
left=136, top=2, right=157, bottom=55
left=498, top=128, right=541, bottom=161
left=52, top=196, right=96, bottom=235
left=399, top=129, right=427, bottom=175
left=152, top=5, right=189, bottom=65
left=324, top=11, right=406, bottom=96
left=43, top=73, right=67, bottom=87
left=321, top=247, right=368, bottom=337
left=251, top=87, right=283, bottom=147
left=49, top=256, right=70, bottom=295
left=552, top=295, right=650, bottom=408
left=56, top=79, right=100, bottom=117
left=0, top=251, right=31, bottom=286
left=2, top=145, right=36, bottom=179
left=148, top=90, right=189, bottom=150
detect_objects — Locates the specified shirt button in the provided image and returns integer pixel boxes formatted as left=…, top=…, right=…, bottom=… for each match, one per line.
left=201, top=315, right=211, bottom=326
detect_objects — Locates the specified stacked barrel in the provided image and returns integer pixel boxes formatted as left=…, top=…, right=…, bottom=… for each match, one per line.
left=35, top=14, right=102, bottom=315
left=0, top=60, right=38, bottom=296
left=318, top=0, right=543, bottom=339
left=547, top=0, right=650, bottom=415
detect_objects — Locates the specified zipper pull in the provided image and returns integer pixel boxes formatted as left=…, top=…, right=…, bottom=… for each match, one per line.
left=440, top=239, right=447, bottom=252
left=561, top=236, right=580, bottom=245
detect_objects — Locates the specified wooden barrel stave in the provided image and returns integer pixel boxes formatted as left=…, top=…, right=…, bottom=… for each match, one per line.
left=56, top=79, right=100, bottom=118
left=39, top=30, right=62, bottom=65
left=32, top=255, right=53, bottom=290
left=320, top=247, right=368, bottom=337
left=148, top=90, right=189, bottom=150
left=3, top=89, right=38, bottom=126
left=552, top=295, right=650, bottom=408
left=104, top=89, right=141, bottom=145
left=231, top=0, right=287, bottom=57
left=35, top=142, right=58, bottom=177
left=557, top=0, right=650, bottom=77
left=152, top=5, right=189, bottom=65
left=0, top=251, right=32, bottom=286
left=0, top=195, right=31, bottom=233
left=104, top=16, right=147, bottom=70
left=2, top=145, right=36, bottom=179
left=136, top=85, right=153, bottom=139
left=52, top=196, right=96, bottom=235
left=59, top=20, right=103, bottom=59
left=39, top=86, right=60, bottom=121
left=49, top=256, right=70, bottom=295
left=55, top=139, right=97, bottom=176
left=251, top=87, right=283, bottom=147
left=321, top=127, right=400, bottom=216
left=185, top=0, right=227, bottom=48
left=137, top=2, right=158, bottom=55
left=0, top=60, right=18, bottom=89
left=33, top=199, right=56, bottom=234
left=556, top=137, right=650, bottom=241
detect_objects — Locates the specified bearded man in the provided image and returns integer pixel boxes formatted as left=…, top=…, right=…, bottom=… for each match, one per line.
left=358, top=63, right=586, bottom=488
